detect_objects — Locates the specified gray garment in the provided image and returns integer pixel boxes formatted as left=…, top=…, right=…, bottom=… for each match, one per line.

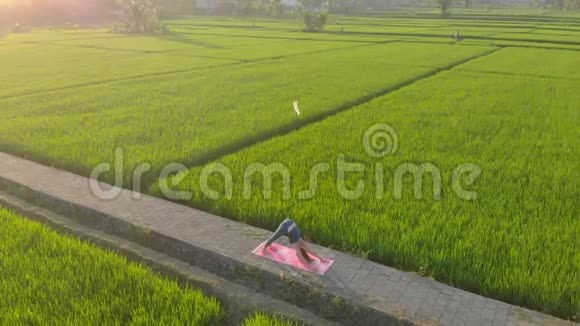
left=265, top=218, right=302, bottom=246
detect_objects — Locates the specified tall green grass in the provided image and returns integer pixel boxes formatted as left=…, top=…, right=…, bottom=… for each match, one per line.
left=0, top=43, right=234, bottom=98
left=455, top=47, right=580, bottom=78
left=167, top=14, right=580, bottom=46
left=1, top=14, right=579, bottom=320
left=0, top=28, right=113, bottom=44
left=0, top=207, right=223, bottom=325
left=3, top=13, right=578, bottom=99
left=241, top=313, right=298, bottom=326
left=0, top=43, right=492, bottom=187
left=0, top=33, right=363, bottom=98
left=52, top=34, right=367, bottom=60
left=157, top=71, right=579, bottom=318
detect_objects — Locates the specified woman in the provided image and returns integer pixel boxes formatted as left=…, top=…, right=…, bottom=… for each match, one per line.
left=262, top=218, right=325, bottom=266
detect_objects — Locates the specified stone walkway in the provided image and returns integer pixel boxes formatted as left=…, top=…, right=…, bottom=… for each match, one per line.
left=0, top=152, right=574, bottom=326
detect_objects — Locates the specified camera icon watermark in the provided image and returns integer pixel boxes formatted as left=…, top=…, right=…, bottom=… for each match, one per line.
left=363, top=123, right=398, bottom=158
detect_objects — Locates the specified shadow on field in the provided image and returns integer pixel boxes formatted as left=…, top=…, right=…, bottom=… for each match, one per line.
left=157, top=32, right=224, bottom=49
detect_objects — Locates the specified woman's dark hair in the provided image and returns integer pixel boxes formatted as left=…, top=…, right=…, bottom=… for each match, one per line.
left=299, top=248, right=313, bottom=262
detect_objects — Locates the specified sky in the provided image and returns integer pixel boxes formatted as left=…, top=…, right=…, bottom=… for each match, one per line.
left=1, top=0, right=102, bottom=9
left=1, top=0, right=94, bottom=7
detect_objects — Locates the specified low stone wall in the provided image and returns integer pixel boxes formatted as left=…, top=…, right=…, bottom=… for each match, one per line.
left=0, top=189, right=337, bottom=326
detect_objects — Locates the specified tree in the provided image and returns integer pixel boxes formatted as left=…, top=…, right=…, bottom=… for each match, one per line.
left=113, top=0, right=168, bottom=34
left=330, top=0, right=359, bottom=13
left=235, top=0, right=269, bottom=15
left=552, top=0, right=564, bottom=9
left=436, top=0, right=452, bottom=16
left=270, top=0, right=283, bottom=15
left=532, top=0, right=544, bottom=8
left=217, top=0, right=237, bottom=14
left=298, top=0, right=328, bottom=32
left=236, top=0, right=253, bottom=13
left=301, top=11, right=328, bottom=31
left=152, top=0, right=194, bottom=15
left=253, top=0, right=271, bottom=14
left=564, top=0, right=580, bottom=9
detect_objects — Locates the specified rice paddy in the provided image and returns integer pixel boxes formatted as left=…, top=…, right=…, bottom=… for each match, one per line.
left=241, top=313, right=298, bottom=326
left=161, top=69, right=578, bottom=317
left=0, top=41, right=492, bottom=186
left=1, top=10, right=578, bottom=320
left=0, top=207, right=224, bottom=325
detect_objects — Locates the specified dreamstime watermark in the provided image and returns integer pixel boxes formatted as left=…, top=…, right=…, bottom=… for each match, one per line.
left=89, top=124, right=482, bottom=202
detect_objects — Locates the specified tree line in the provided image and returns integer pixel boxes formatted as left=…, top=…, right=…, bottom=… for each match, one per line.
left=435, top=0, right=579, bottom=16
left=2, top=0, right=578, bottom=32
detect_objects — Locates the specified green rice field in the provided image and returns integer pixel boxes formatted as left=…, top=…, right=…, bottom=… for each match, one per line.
left=0, top=43, right=493, bottom=186
left=0, top=207, right=223, bottom=325
left=162, top=67, right=578, bottom=317
left=1, top=11, right=579, bottom=320
left=242, top=313, right=297, bottom=326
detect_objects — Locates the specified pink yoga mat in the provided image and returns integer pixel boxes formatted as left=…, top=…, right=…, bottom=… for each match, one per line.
left=252, top=241, right=334, bottom=275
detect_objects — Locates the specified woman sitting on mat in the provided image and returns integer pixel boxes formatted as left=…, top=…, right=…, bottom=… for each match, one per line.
left=262, top=218, right=325, bottom=265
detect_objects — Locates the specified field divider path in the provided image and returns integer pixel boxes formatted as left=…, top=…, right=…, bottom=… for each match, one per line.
left=452, top=67, right=580, bottom=81
left=335, top=30, right=580, bottom=46
left=48, top=37, right=395, bottom=63
left=0, top=152, right=573, bottom=326
left=44, top=39, right=248, bottom=58
left=494, top=43, right=580, bottom=52
left=0, top=60, right=241, bottom=101
left=169, top=46, right=505, bottom=175
left=173, top=29, right=388, bottom=43
left=44, top=42, right=168, bottom=54
left=0, top=34, right=129, bottom=46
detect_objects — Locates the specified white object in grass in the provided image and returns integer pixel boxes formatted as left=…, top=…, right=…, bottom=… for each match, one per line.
left=293, top=100, right=301, bottom=116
